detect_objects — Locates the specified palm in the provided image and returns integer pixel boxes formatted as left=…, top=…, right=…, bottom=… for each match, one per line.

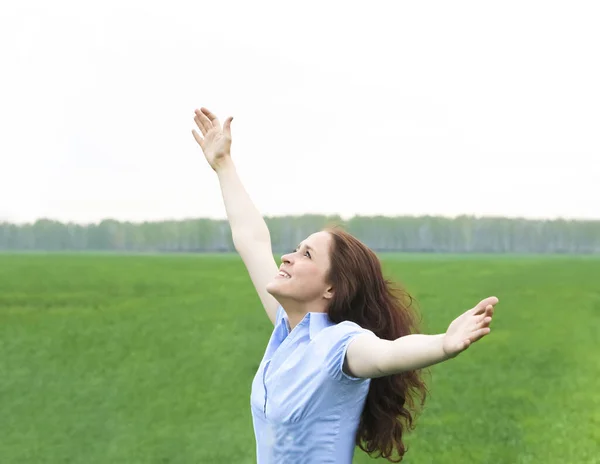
left=202, top=130, right=231, bottom=166
left=443, top=296, right=498, bottom=358
left=192, top=107, right=233, bottom=171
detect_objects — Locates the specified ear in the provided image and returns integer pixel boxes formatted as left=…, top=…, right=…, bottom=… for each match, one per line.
left=323, top=286, right=334, bottom=300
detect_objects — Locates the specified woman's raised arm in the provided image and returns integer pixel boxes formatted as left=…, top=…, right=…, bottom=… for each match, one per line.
left=192, top=107, right=280, bottom=324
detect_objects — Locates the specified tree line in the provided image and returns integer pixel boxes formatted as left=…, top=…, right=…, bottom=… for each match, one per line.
left=0, top=215, right=598, bottom=253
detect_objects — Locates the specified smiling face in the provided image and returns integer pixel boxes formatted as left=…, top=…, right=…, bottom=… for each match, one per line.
left=266, top=231, right=334, bottom=305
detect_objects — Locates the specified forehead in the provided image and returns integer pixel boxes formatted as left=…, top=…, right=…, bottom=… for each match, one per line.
left=303, top=231, right=332, bottom=254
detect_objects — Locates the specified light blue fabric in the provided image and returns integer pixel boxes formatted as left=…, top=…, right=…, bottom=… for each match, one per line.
left=250, top=305, right=375, bottom=463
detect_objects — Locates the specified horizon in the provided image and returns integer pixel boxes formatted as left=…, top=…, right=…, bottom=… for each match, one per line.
left=3, top=211, right=600, bottom=227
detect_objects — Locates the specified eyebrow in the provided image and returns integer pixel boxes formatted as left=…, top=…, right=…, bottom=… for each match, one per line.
left=298, top=242, right=315, bottom=255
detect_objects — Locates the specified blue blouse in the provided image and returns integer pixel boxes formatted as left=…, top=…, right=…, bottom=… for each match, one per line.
left=250, top=305, right=375, bottom=463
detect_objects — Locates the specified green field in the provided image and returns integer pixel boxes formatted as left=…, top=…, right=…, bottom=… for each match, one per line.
left=1, top=253, right=598, bottom=463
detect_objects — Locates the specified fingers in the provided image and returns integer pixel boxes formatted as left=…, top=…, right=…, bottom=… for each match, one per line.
left=469, top=327, right=491, bottom=343
left=201, top=107, right=221, bottom=129
left=476, top=313, right=493, bottom=327
left=472, top=296, right=499, bottom=315
left=223, top=116, right=233, bottom=138
left=192, top=129, right=204, bottom=148
left=485, top=304, right=494, bottom=322
left=476, top=306, right=494, bottom=322
left=194, top=108, right=213, bottom=135
left=194, top=114, right=208, bottom=135
left=480, top=296, right=499, bottom=308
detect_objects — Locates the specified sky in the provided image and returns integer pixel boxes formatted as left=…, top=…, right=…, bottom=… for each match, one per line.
left=1, top=0, right=599, bottom=224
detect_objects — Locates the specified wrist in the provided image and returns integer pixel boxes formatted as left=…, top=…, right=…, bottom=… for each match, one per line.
left=440, top=333, right=458, bottom=360
left=438, top=333, right=449, bottom=356
left=214, top=156, right=235, bottom=175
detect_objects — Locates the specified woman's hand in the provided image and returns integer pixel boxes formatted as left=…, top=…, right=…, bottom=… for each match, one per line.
left=192, top=107, right=233, bottom=172
left=442, top=296, right=499, bottom=358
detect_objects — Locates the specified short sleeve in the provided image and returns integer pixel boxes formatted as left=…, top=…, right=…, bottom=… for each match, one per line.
left=324, top=321, right=375, bottom=383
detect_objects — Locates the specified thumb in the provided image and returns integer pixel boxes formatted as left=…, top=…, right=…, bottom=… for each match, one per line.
left=223, top=116, right=233, bottom=138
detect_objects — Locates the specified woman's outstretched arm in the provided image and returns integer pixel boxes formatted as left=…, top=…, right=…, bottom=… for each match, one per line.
left=192, top=107, right=280, bottom=324
left=345, top=297, right=499, bottom=378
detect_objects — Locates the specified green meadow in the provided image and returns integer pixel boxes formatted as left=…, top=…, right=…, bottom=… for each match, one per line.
left=0, top=253, right=598, bottom=463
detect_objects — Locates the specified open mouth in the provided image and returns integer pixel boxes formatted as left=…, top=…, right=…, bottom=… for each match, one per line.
left=277, top=270, right=291, bottom=279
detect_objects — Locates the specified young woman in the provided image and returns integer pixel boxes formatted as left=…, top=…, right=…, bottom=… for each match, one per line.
left=192, top=107, right=499, bottom=463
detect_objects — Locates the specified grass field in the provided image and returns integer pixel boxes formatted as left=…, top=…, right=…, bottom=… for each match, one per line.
left=0, top=253, right=598, bottom=463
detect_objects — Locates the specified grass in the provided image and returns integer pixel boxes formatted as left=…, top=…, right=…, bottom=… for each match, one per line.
left=0, top=253, right=598, bottom=463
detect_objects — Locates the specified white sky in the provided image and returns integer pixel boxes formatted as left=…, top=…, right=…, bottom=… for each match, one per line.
left=1, top=0, right=599, bottom=224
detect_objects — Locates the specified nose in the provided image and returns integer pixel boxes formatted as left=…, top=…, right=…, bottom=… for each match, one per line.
left=280, top=251, right=294, bottom=264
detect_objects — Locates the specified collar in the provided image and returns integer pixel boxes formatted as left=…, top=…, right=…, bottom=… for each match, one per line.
left=281, top=311, right=335, bottom=340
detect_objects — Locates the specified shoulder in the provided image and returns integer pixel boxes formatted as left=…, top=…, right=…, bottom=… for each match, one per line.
left=324, top=321, right=377, bottom=358
left=315, top=320, right=377, bottom=383
left=309, top=320, right=372, bottom=355
left=320, top=320, right=374, bottom=339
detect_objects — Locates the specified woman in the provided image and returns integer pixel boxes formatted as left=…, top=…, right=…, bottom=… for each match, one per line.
left=192, top=107, right=498, bottom=463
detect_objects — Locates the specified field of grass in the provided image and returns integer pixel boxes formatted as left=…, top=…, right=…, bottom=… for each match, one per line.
left=0, top=253, right=598, bottom=463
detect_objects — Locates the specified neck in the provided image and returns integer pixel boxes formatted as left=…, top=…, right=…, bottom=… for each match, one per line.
left=276, top=297, right=328, bottom=330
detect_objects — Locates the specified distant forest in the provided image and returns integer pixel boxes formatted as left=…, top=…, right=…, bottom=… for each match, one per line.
left=1, top=215, right=599, bottom=254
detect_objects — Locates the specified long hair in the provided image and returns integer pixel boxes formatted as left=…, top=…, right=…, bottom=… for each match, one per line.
left=324, top=226, right=428, bottom=462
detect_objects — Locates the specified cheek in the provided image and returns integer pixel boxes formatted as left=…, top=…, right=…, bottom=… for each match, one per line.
left=295, top=264, right=327, bottom=289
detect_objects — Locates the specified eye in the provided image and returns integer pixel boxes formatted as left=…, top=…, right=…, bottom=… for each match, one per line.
left=293, top=247, right=311, bottom=258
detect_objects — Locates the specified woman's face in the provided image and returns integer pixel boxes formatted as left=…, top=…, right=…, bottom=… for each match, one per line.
left=266, top=231, right=333, bottom=304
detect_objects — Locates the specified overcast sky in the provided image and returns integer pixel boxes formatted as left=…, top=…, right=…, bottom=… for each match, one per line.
left=1, top=0, right=598, bottom=224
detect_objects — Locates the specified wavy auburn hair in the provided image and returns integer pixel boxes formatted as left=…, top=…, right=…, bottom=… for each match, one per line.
left=324, top=226, right=428, bottom=462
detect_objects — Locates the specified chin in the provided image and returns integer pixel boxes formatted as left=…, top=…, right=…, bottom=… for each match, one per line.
left=266, top=278, right=288, bottom=298
left=265, top=280, right=280, bottom=296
